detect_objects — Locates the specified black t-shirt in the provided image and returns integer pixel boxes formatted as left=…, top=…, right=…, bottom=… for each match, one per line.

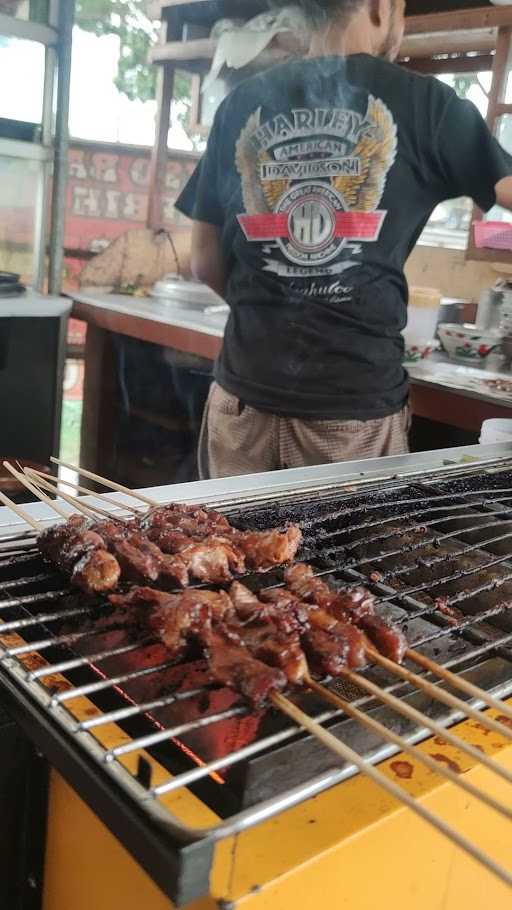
left=175, top=55, right=512, bottom=420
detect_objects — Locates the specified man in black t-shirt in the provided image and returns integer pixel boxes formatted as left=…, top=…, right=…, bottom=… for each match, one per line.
left=176, top=0, right=512, bottom=478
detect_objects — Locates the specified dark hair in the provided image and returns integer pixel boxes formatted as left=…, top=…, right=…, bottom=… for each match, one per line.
left=270, top=0, right=365, bottom=28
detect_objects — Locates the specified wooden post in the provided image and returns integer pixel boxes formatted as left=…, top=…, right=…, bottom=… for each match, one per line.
left=147, top=16, right=175, bottom=230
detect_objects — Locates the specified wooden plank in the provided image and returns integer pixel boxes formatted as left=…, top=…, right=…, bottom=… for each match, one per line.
left=72, top=300, right=222, bottom=360
left=401, top=54, right=494, bottom=75
left=409, top=383, right=512, bottom=433
left=401, top=28, right=496, bottom=59
left=405, top=7, right=512, bottom=35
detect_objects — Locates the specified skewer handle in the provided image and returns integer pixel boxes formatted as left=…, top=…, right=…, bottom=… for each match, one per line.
left=0, top=488, right=42, bottom=531
left=50, top=457, right=157, bottom=507
left=2, top=463, right=69, bottom=520
left=272, top=692, right=512, bottom=888
left=24, top=470, right=114, bottom=520
left=25, top=468, right=143, bottom=515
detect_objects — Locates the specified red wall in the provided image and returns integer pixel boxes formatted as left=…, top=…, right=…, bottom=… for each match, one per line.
left=64, top=139, right=199, bottom=289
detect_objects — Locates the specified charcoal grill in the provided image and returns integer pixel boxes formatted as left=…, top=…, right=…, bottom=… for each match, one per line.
left=1, top=444, right=512, bottom=909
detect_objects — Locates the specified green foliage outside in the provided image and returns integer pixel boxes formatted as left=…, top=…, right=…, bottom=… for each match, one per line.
left=75, top=0, right=192, bottom=112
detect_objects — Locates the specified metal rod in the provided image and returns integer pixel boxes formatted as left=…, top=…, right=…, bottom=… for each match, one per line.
left=48, top=0, right=75, bottom=295
left=76, top=687, right=208, bottom=731
left=50, top=458, right=157, bottom=507
left=28, top=639, right=156, bottom=681
left=306, top=676, right=512, bottom=823
left=25, top=468, right=143, bottom=515
left=50, top=659, right=178, bottom=705
left=104, top=707, right=247, bottom=762
left=272, top=692, right=512, bottom=889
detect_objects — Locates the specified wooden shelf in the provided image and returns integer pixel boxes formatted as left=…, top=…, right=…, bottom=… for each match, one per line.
left=150, top=38, right=290, bottom=67
left=405, top=6, right=512, bottom=34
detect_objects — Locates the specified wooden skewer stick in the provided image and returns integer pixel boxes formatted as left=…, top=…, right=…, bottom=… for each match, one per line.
left=50, top=457, right=157, bottom=507
left=272, top=692, right=512, bottom=888
left=340, top=665, right=512, bottom=786
left=368, top=649, right=512, bottom=743
left=407, top=648, right=512, bottom=725
left=0, top=488, right=43, bottom=532
left=305, top=676, right=512, bottom=823
left=24, top=468, right=143, bottom=515
left=19, top=471, right=113, bottom=521
left=2, top=463, right=70, bottom=520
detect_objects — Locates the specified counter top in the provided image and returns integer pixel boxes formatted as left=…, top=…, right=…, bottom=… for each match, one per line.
left=72, top=289, right=226, bottom=360
left=408, top=357, right=512, bottom=410
left=73, top=290, right=227, bottom=337
left=72, top=291, right=512, bottom=410
left=0, top=289, right=71, bottom=318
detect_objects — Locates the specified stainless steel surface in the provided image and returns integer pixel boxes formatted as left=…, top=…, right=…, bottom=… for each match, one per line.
left=1, top=447, right=512, bottom=850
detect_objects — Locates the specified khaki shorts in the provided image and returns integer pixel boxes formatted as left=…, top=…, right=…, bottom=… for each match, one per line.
left=198, top=382, right=410, bottom=479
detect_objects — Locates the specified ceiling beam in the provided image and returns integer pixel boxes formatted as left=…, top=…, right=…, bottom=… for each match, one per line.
left=406, top=7, right=512, bottom=35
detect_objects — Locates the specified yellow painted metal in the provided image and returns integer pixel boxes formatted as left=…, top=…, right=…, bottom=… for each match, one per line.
left=4, top=623, right=511, bottom=909
left=41, top=704, right=512, bottom=910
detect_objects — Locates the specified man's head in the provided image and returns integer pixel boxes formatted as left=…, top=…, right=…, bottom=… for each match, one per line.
left=274, top=1, right=406, bottom=62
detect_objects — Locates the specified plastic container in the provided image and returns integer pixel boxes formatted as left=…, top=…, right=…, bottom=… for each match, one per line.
left=480, top=419, right=512, bottom=445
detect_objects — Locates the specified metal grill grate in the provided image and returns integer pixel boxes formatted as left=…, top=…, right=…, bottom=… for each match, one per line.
left=1, top=462, right=512, bottom=861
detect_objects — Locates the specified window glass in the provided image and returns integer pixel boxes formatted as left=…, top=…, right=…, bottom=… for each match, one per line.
left=418, top=70, right=491, bottom=250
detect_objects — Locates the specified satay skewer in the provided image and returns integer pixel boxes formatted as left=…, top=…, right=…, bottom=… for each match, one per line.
left=0, top=489, right=43, bottom=531
left=3, top=463, right=111, bottom=521
left=2, top=463, right=71, bottom=520
left=271, top=692, right=512, bottom=888
left=339, top=666, right=512, bottom=786
left=304, top=675, right=512, bottom=822
left=50, top=457, right=157, bottom=507
left=368, top=648, right=512, bottom=742
left=406, top=648, right=512, bottom=725
left=24, top=468, right=143, bottom=515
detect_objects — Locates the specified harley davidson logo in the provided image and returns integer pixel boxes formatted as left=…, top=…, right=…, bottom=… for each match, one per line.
left=235, top=98, right=397, bottom=279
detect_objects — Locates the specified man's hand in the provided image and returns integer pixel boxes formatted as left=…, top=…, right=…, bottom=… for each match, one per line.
left=495, top=176, right=512, bottom=212
left=191, top=221, right=227, bottom=299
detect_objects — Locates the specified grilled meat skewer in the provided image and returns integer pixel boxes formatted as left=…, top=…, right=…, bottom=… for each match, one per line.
left=110, top=567, right=405, bottom=705
left=38, top=505, right=302, bottom=594
left=38, top=515, right=121, bottom=594
left=284, top=565, right=407, bottom=663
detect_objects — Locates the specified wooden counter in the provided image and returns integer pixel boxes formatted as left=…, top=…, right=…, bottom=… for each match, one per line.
left=73, top=291, right=512, bottom=482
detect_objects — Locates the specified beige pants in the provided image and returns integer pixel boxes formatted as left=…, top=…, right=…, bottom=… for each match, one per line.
left=198, top=382, right=410, bottom=479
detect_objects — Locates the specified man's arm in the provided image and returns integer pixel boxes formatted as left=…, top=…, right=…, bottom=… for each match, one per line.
left=191, top=220, right=227, bottom=299
left=496, top=176, right=512, bottom=212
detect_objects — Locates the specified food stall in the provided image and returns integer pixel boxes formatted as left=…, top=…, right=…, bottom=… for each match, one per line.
left=2, top=4, right=512, bottom=909
left=0, top=447, right=512, bottom=909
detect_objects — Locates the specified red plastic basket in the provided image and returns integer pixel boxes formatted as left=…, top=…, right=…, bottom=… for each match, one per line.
left=474, top=220, right=512, bottom=251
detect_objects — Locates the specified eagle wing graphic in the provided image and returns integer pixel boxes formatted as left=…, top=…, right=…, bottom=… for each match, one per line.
left=332, top=96, right=397, bottom=211
left=235, top=109, right=271, bottom=215
left=260, top=150, right=290, bottom=209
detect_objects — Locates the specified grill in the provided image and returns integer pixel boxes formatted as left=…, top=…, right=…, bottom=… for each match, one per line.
left=1, top=452, right=512, bottom=905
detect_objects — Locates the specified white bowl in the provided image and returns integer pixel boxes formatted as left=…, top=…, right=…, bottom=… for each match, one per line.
left=402, top=337, right=435, bottom=363
left=438, top=323, right=502, bottom=363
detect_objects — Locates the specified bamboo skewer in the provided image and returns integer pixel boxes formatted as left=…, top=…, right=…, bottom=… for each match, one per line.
left=407, top=648, right=512, bottom=725
left=24, top=468, right=143, bottom=515
left=341, top=667, right=512, bottom=786
left=272, top=691, right=512, bottom=889
left=2, top=463, right=70, bottom=520
left=50, top=457, right=157, bottom=507
left=305, top=676, right=512, bottom=822
left=17, top=470, right=114, bottom=521
left=0, top=489, right=43, bottom=532
left=368, top=649, right=512, bottom=742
